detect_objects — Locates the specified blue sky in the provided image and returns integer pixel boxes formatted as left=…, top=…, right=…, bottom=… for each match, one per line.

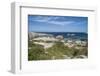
left=28, top=15, right=88, bottom=33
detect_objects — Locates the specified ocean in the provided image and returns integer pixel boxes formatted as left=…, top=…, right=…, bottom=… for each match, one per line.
left=36, top=32, right=88, bottom=41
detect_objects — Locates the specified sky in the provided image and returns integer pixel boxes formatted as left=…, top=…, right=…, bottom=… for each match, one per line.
left=28, top=15, right=88, bottom=33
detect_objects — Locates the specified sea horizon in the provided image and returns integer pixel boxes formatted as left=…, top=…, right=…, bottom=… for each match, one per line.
left=28, top=31, right=88, bottom=40
left=29, top=31, right=88, bottom=34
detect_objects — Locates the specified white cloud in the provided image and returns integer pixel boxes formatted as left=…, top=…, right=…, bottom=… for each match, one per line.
left=31, top=16, right=75, bottom=26
left=49, top=21, right=74, bottom=26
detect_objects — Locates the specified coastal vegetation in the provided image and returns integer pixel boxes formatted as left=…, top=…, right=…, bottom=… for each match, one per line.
left=28, top=39, right=88, bottom=60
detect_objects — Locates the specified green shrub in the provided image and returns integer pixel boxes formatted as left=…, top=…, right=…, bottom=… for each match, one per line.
left=28, top=40, right=88, bottom=60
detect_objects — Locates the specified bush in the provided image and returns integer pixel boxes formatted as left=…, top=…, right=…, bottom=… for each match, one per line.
left=28, top=41, right=45, bottom=60
left=28, top=40, right=88, bottom=60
